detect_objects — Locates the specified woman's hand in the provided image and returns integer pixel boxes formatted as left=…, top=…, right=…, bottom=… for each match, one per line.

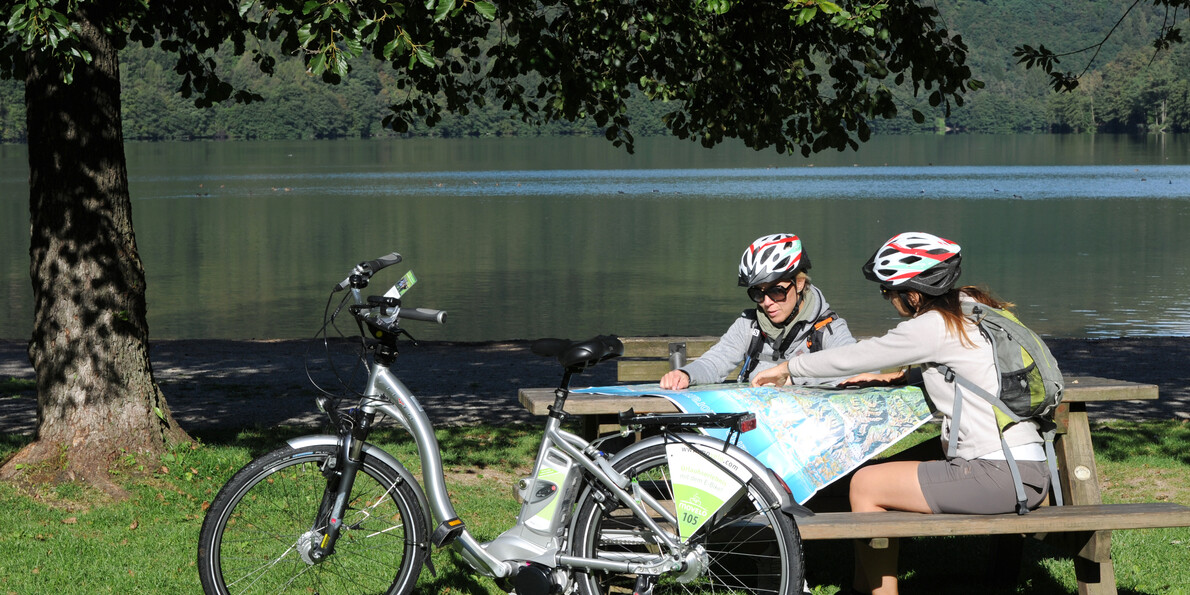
left=659, top=369, right=690, bottom=390
left=839, top=370, right=907, bottom=387
left=750, top=362, right=790, bottom=387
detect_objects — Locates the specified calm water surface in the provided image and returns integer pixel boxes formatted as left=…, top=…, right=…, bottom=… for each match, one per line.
left=2, top=134, right=1189, bottom=341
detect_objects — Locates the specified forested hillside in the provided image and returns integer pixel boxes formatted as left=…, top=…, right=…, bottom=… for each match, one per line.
left=0, top=0, right=1186, bottom=143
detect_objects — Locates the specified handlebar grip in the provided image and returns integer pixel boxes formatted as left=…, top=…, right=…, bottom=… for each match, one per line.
left=363, top=252, right=402, bottom=275
left=399, top=307, right=447, bottom=325
left=334, top=251, right=404, bottom=291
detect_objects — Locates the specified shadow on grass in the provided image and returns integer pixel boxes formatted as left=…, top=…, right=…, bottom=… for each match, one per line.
left=190, top=421, right=549, bottom=464
left=1091, top=420, right=1190, bottom=466
left=803, top=534, right=1154, bottom=594
left=0, top=377, right=36, bottom=398
left=0, top=433, right=32, bottom=465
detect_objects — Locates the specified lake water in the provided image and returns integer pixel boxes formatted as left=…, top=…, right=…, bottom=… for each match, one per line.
left=2, top=134, right=1189, bottom=341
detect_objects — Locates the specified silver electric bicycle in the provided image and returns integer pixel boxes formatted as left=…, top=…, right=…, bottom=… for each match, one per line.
left=196, top=252, right=807, bottom=595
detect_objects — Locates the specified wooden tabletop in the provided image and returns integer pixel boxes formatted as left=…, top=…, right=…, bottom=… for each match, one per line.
left=518, top=375, right=1158, bottom=416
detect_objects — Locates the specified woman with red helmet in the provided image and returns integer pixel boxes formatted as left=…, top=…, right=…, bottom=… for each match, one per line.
left=752, top=232, right=1051, bottom=595
left=659, top=233, right=856, bottom=389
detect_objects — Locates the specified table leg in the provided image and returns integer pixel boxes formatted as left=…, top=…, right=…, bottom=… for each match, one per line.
left=1054, top=401, right=1116, bottom=595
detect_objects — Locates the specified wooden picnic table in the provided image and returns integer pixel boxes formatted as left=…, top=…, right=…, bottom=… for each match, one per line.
left=519, top=373, right=1182, bottom=594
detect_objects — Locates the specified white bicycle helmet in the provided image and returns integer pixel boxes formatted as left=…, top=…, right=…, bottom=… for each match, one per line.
left=738, top=233, right=811, bottom=287
left=862, top=232, right=962, bottom=296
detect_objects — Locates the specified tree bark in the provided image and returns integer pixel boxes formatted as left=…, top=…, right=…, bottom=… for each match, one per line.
left=0, top=7, right=189, bottom=496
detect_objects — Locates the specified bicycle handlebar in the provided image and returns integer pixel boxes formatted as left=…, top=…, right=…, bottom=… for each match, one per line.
left=399, top=307, right=447, bottom=325
left=334, top=251, right=403, bottom=291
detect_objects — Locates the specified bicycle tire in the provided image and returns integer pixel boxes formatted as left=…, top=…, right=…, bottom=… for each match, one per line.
left=569, top=442, right=804, bottom=595
left=197, top=443, right=427, bottom=595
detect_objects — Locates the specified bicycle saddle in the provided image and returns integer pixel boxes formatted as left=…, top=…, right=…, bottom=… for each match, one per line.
left=531, top=335, right=624, bottom=370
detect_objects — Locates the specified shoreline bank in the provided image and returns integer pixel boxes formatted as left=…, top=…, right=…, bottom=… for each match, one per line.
left=2, top=337, right=1188, bottom=435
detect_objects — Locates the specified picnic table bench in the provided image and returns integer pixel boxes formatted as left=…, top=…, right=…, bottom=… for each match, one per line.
left=518, top=336, right=1190, bottom=594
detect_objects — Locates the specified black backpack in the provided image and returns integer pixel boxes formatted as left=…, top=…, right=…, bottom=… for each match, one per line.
left=736, top=308, right=839, bottom=383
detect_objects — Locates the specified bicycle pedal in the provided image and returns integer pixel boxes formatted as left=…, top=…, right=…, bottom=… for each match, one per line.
left=430, top=517, right=466, bottom=547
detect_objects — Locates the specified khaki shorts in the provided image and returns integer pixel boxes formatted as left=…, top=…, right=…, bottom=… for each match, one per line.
left=918, top=458, right=1050, bottom=514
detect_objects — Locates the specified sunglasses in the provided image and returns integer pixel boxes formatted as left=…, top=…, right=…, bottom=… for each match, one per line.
left=747, top=283, right=795, bottom=304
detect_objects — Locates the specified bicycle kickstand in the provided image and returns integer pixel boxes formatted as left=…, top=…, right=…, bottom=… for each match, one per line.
left=633, top=575, right=658, bottom=595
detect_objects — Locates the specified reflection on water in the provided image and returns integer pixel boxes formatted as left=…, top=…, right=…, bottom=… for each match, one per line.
left=2, top=135, right=1189, bottom=341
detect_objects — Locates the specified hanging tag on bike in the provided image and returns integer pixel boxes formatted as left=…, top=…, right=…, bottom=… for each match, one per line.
left=665, top=443, right=748, bottom=541
left=384, top=271, right=418, bottom=299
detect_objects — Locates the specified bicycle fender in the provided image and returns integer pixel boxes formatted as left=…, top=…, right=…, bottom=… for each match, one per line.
left=286, top=435, right=434, bottom=533
left=615, top=434, right=813, bottom=518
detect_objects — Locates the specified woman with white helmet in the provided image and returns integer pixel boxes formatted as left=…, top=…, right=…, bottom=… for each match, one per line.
left=752, top=232, right=1051, bottom=595
left=659, top=233, right=856, bottom=389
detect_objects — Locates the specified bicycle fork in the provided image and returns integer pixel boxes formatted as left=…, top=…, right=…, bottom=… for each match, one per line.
left=306, top=408, right=377, bottom=562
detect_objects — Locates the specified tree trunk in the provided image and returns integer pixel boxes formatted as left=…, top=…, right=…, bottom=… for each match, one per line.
left=0, top=7, right=189, bottom=496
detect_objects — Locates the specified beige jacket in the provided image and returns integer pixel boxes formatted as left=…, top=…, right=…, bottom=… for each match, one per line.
left=784, top=298, right=1043, bottom=460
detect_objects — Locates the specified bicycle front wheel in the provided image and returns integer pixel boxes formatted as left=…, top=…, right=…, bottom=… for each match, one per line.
left=570, top=442, right=804, bottom=595
left=197, top=443, right=427, bottom=595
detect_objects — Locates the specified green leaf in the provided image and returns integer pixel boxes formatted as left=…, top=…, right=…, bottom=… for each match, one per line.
left=331, top=50, right=348, bottom=75
left=415, top=45, right=434, bottom=67
left=474, top=1, right=496, bottom=20
left=296, top=24, right=315, bottom=47
left=382, top=37, right=404, bottom=60
left=434, top=0, right=455, bottom=22
left=817, top=1, right=841, bottom=14
left=309, top=52, right=327, bottom=74
left=154, top=407, right=166, bottom=421
left=302, top=0, right=321, bottom=15
left=6, top=5, right=27, bottom=31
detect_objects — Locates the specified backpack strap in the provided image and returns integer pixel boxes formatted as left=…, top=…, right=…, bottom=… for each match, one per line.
left=737, top=310, right=764, bottom=383
left=1039, top=420, right=1064, bottom=506
left=804, top=310, right=838, bottom=353
left=737, top=309, right=839, bottom=382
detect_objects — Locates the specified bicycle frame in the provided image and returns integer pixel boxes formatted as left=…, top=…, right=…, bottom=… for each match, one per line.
left=298, top=342, right=799, bottom=584
left=328, top=356, right=681, bottom=579
left=198, top=255, right=806, bottom=595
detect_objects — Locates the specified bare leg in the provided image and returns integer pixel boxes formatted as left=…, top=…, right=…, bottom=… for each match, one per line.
left=849, top=461, right=931, bottom=595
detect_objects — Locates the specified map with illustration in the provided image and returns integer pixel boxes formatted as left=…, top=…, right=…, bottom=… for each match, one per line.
left=571, top=383, right=934, bottom=504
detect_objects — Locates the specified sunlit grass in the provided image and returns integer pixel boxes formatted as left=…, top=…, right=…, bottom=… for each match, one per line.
left=0, top=421, right=1187, bottom=594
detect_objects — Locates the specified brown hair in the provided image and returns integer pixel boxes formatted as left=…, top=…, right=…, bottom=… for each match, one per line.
left=915, top=286, right=1013, bottom=348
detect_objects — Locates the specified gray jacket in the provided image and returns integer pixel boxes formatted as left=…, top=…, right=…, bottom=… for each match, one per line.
left=680, top=284, right=856, bottom=386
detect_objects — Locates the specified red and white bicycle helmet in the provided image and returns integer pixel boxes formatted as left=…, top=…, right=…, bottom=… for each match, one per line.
left=738, top=233, right=811, bottom=287
left=862, top=232, right=962, bottom=296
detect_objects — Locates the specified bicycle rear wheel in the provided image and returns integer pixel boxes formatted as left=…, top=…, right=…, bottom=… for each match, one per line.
left=569, top=442, right=804, bottom=595
left=197, top=443, right=427, bottom=595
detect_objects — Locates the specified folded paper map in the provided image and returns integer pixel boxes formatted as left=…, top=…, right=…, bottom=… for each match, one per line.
left=571, top=383, right=933, bottom=504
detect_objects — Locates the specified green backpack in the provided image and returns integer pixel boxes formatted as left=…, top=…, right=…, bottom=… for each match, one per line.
left=935, top=302, right=1065, bottom=515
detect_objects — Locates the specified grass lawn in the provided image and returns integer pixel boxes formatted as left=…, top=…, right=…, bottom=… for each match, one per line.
left=2, top=420, right=1188, bottom=594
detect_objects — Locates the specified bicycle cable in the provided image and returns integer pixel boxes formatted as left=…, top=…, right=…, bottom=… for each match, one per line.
left=304, top=289, right=371, bottom=400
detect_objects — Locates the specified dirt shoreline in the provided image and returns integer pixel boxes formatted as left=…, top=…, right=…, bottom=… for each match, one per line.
left=2, top=336, right=1188, bottom=435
